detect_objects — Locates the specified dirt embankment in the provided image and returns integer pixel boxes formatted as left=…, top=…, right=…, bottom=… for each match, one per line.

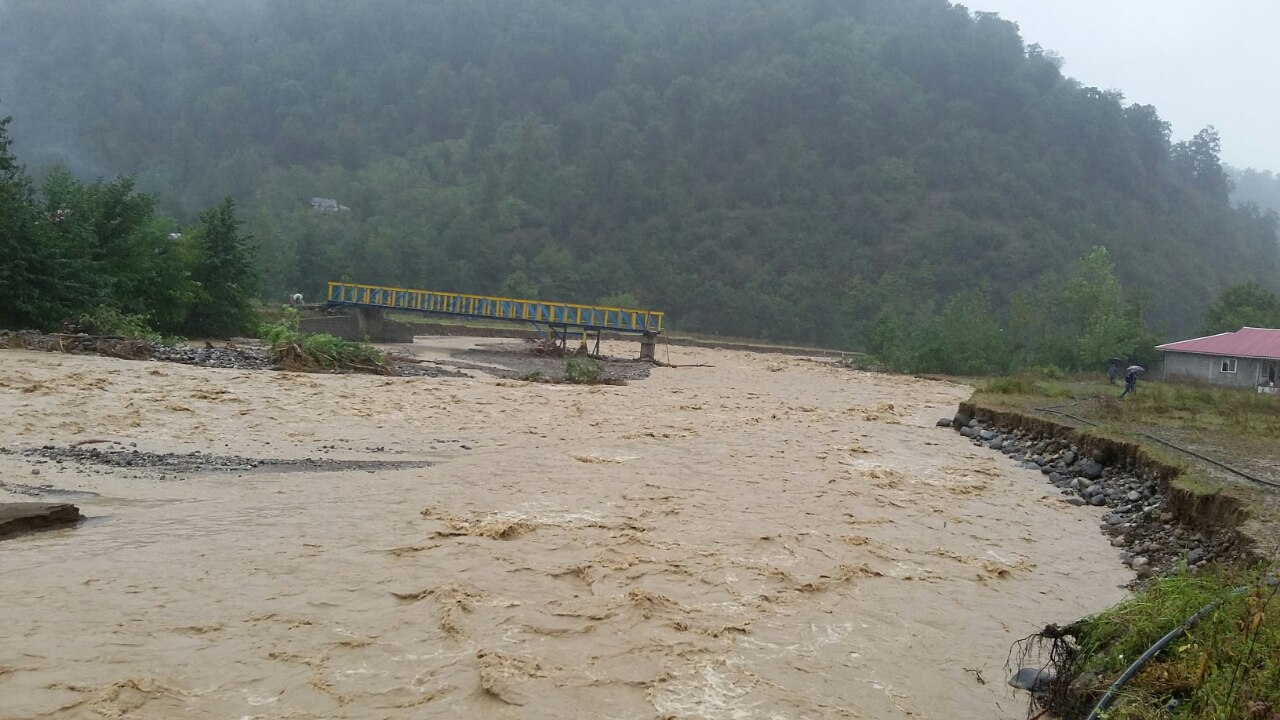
left=953, top=400, right=1255, bottom=573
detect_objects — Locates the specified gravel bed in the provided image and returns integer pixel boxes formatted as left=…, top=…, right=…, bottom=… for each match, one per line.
left=2, top=444, right=435, bottom=475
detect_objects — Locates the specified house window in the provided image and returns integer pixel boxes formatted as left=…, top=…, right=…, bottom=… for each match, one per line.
left=1220, top=358, right=1237, bottom=373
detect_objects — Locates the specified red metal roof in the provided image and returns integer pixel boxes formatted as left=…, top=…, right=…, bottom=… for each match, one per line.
left=1157, top=327, right=1280, bottom=360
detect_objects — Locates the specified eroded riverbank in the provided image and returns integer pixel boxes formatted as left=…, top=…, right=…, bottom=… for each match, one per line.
left=1, top=338, right=1131, bottom=719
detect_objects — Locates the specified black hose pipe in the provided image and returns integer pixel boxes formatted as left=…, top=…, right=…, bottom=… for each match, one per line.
left=1085, top=575, right=1277, bottom=720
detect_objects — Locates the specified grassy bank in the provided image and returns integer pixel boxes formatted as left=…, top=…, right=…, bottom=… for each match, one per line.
left=969, top=373, right=1280, bottom=496
left=1044, top=569, right=1279, bottom=719
left=968, top=372, right=1280, bottom=718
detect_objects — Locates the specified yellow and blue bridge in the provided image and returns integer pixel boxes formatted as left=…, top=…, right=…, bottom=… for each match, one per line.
left=326, top=281, right=664, bottom=356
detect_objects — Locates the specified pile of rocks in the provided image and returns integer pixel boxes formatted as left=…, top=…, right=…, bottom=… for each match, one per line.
left=379, top=354, right=469, bottom=378
left=150, top=343, right=277, bottom=370
left=941, top=414, right=1237, bottom=578
left=1, top=329, right=151, bottom=359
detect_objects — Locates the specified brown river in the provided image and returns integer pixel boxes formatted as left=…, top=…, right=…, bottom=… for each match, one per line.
left=0, top=338, right=1128, bottom=719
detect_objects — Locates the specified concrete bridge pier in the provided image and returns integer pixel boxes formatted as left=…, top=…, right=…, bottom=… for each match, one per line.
left=640, top=333, right=657, bottom=362
left=297, top=306, right=415, bottom=343
left=354, top=306, right=381, bottom=338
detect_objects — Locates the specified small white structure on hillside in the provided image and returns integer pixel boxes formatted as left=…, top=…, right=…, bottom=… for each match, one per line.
left=309, top=197, right=350, bottom=212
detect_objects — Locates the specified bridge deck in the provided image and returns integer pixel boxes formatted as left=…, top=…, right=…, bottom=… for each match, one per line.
left=326, top=282, right=664, bottom=335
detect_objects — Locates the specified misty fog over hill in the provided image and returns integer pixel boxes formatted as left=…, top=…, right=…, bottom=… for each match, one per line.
left=1, top=0, right=1276, bottom=346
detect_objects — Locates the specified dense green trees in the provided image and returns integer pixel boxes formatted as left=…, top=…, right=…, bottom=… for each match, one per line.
left=868, top=246, right=1159, bottom=373
left=1201, top=283, right=1280, bottom=335
left=1229, top=167, right=1280, bottom=218
left=185, top=199, right=259, bottom=337
left=1, top=0, right=1277, bottom=348
left=0, top=112, right=256, bottom=336
left=0, top=114, right=64, bottom=329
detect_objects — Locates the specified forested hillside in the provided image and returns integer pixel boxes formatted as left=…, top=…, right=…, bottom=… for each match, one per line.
left=1230, top=167, right=1280, bottom=219
left=1, top=0, right=1277, bottom=347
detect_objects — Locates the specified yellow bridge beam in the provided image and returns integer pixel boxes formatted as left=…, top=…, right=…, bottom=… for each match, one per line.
left=326, top=281, right=664, bottom=335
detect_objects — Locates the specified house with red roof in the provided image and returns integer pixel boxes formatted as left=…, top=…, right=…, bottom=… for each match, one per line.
left=1156, top=327, right=1280, bottom=391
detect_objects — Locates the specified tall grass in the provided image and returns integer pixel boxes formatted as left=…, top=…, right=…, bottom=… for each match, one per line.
left=1067, top=567, right=1279, bottom=719
left=981, top=372, right=1076, bottom=398
left=1095, top=381, right=1280, bottom=437
left=977, top=373, right=1280, bottom=438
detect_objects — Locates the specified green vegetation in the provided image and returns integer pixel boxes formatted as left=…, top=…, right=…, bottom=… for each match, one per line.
left=511, top=359, right=621, bottom=385
left=260, top=311, right=387, bottom=374
left=974, top=374, right=1280, bottom=441
left=981, top=372, right=1075, bottom=399
left=0, top=114, right=257, bottom=338
left=184, top=199, right=260, bottom=338
left=975, top=373, right=1280, bottom=718
left=1, top=1, right=1277, bottom=348
left=871, top=247, right=1160, bottom=374
left=1201, top=282, right=1280, bottom=335
left=970, top=373, right=1280, bottom=508
left=1230, top=167, right=1280, bottom=219
left=1060, top=569, right=1279, bottom=719
left=564, top=357, right=605, bottom=384
left=62, top=305, right=162, bottom=342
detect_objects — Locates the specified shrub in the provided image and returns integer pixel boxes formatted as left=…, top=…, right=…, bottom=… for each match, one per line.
left=63, top=305, right=161, bottom=342
left=983, top=374, right=1040, bottom=395
left=564, top=357, right=604, bottom=384
left=259, top=311, right=387, bottom=374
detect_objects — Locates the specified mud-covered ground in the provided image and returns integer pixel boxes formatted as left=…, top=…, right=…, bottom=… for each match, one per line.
left=0, top=337, right=1132, bottom=719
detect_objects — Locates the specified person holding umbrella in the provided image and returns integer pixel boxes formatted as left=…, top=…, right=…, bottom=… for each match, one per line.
left=1119, top=365, right=1144, bottom=398
left=1106, top=357, right=1124, bottom=385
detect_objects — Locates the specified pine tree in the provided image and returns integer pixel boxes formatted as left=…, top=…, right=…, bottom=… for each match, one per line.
left=0, top=114, right=69, bottom=329
left=185, top=198, right=258, bottom=337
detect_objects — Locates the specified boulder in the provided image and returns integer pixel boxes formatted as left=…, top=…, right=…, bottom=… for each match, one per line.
left=1008, top=668, right=1054, bottom=692
left=0, top=503, right=84, bottom=539
left=1078, top=460, right=1105, bottom=480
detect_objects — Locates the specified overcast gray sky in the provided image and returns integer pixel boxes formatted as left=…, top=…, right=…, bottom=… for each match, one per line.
left=969, top=0, right=1280, bottom=172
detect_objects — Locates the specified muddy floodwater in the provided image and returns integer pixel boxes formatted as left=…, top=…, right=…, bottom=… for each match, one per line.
left=0, top=339, right=1129, bottom=719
